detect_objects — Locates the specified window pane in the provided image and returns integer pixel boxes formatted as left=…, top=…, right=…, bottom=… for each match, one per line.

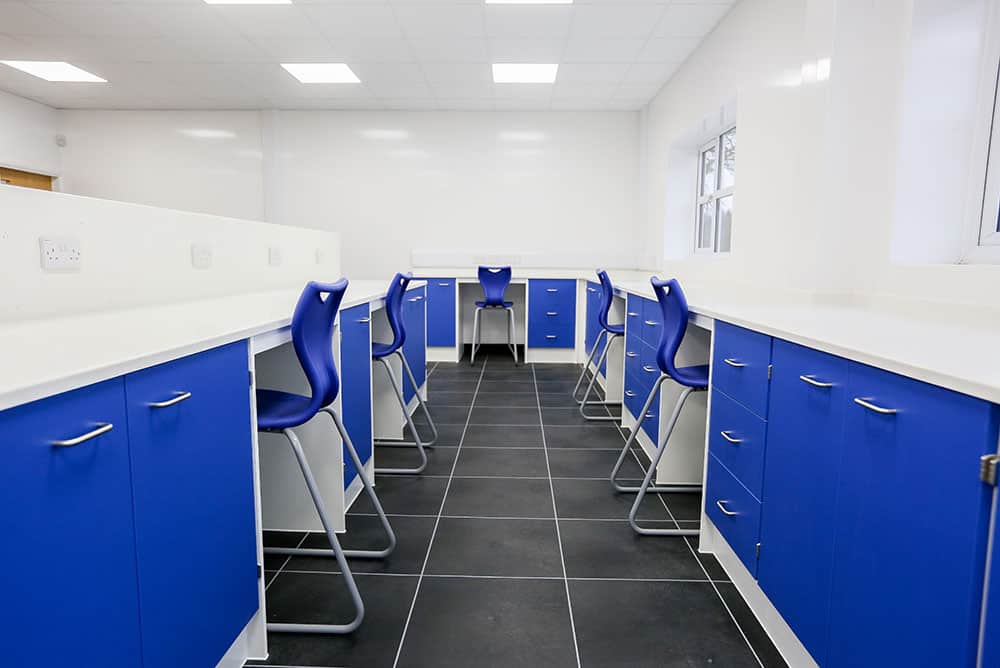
left=700, top=145, right=717, bottom=196
left=698, top=202, right=715, bottom=249
left=716, top=195, right=733, bottom=252
left=719, top=129, right=736, bottom=190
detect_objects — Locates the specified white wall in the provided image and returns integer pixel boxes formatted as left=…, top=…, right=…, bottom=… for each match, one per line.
left=0, top=89, right=61, bottom=176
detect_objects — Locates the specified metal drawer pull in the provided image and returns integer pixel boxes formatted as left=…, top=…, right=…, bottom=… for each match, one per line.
left=642, top=365, right=657, bottom=373
left=546, top=311, right=558, bottom=316
left=408, top=297, right=420, bottom=302
left=800, top=374, right=833, bottom=388
left=626, top=352, right=638, bottom=358
left=723, top=358, right=746, bottom=368
left=148, top=391, right=193, bottom=409
left=438, top=282, right=450, bottom=286
left=853, top=397, right=898, bottom=415
left=546, top=335, right=557, bottom=339
left=587, top=287, right=597, bottom=293
left=624, top=390, right=635, bottom=397
left=716, top=500, right=738, bottom=517
left=546, top=288, right=559, bottom=292
left=646, top=412, right=655, bottom=418
left=720, top=430, right=743, bottom=444
left=356, top=317, right=371, bottom=323
left=51, top=422, right=113, bottom=447
left=644, top=320, right=658, bottom=326
left=627, top=311, right=639, bottom=317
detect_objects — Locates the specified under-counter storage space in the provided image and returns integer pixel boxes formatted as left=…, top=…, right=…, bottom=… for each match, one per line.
left=528, top=279, right=576, bottom=349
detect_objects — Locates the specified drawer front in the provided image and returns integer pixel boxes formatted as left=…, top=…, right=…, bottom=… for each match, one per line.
left=708, top=389, right=767, bottom=500
left=341, top=303, right=373, bottom=490
left=639, top=341, right=661, bottom=389
left=529, top=279, right=576, bottom=311
left=528, top=322, right=575, bottom=348
left=402, top=287, right=427, bottom=402
left=528, top=280, right=576, bottom=349
left=711, top=321, right=772, bottom=418
left=426, top=278, right=456, bottom=347
left=640, top=386, right=659, bottom=443
left=640, top=296, right=663, bottom=348
left=625, top=294, right=643, bottom=346
left=705, top=454, right=762, bottom=577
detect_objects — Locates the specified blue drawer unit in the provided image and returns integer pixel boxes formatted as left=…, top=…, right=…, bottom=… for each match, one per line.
left=827, top=362, right=999, bottom=668
left=125, top=342, right=259, bottom=668
left=982, top=502, right=1000, bottom=668
left=402, top=286, right=427, bottom=402
left=640, top=296, right=663, bottom=348
left=707, top=389, right=767, bottom=501
left=625, top=294, right=643, bottom=346
left=0, top=378, right=143, bottom=668
left=585, top=280, right=601, bottom=359
left=756, top=340, right=848, bottom=665
left=341, top=303, right=373, bottom=490
left=711, top=321, right=772, bottom=418
left=426, top=278, right=456, bottom=347
left=641, top=385, right=659, bottom=443
left=705, top=453, right=762, bottom=576
left=528, top=279, right=576, bottom=348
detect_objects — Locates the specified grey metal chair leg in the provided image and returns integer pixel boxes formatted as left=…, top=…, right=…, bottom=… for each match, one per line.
left=396, top=350, right=438, bottom=446
left=628, top=386, right=703, bottom=536
left=470, top=307, right=482, bottom=365
left=373, top=357, right=428, bottom=475
left=610, top=375, right=701, bottom=494
left=571, top=332, right=604, bottom=400
left=264, top=409, right=396, bottom=561
left=577, top=332, right=623, bottom=421
left=506, top=306, right=518, bottom=365
left=267, top=427, right=365, bottom=634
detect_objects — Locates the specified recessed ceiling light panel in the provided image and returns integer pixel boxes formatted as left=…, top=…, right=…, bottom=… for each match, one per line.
left=1, top=61, right=106, bottom=82
left=492, top=63, right=558, bottom=83
left=281, top=63, right=361, bottom=83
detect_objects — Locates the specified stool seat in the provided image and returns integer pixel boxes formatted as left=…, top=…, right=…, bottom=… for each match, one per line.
left=256, top=389, right=314, bottom=431
left=670, top=364, right=710, bottom=389
left=604, top=323, right=625, bottom=336
left=371, top=341, right=397, bottom=359
left=476, top=300, right=513, bottom=308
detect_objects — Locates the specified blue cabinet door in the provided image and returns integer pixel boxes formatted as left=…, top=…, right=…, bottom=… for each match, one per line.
left=711, top=321, right=772, bottom=419
left=341, top=303, right=373, bottom=491
left=756, top=340, right=848, bottom=665
left=585, top=281, right=600, bottom=362
left=125, top=342, right=259, bottom=668
left=0, top=378, right=143, bottom=668
left=982, top=497, right=1000, bottom=667
left=705, top=454, right=762, bottom=576
left=402, top=287, right=427, bottom=402
left=426, top=278, right=456, bottom=347
left=528, top=279, right=577, bottom=348
left=827, top=362, right=999, bottom=668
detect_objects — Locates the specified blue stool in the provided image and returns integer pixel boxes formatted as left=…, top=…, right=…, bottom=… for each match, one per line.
left=609, top=277, right=708, bottom=536
left=372, top=272, right=438, bottom=475
left=572, top=269, right=625, bottom=421
left=256, top=279, right=396, bottom=634
left=471, top=265, right=517, bottom=365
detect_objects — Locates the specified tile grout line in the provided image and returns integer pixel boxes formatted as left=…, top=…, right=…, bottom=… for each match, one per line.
left=264, top=531, right=309, bottom=592
left=390, top=355, right=489, bottom=668
left=266, top=569, right=729, bottom=584
left=531, top=363, right=583, bottom=668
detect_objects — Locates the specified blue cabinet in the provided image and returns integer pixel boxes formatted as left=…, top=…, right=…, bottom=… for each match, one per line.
left=708, top=388, right=767, bottom=501
left=711, top=322, right=772, bottom=419
left=125, top=342, right=259, bottom=668
left=585, top=280, right=602, bottom=369
left=826, top=363, right=999, bottom=668
left=341, top=303, right=373, bottom=490
left=528, top=279, right=576, bottom=348
left=402, top=286, right=427, bottom=402
left=982, top=498, right=1000, bottom=668
left=705, top=454, right=762, bottom=576
left=426, top=278, right=456, bottom=347
left=0, top=378, right=143, bottom=668
left=756, top=340, right=848, bottom=665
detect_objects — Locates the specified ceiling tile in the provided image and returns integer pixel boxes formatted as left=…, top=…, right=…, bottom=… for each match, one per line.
left=420, top=63, right=491, bottom=83
left=30, top=3, right=161, bottom=37
left=636, top=36, right=700, bottom=63
left=488, top=38, right=564, bottom=63
left=484, top=5, right=573, bottom=39
left=569, top=4, right=666, bottom=38
left=563, top=38, right=642, bottom=63
left=623, top=61, right=679, bottom=84
left=654, top=3, right=731, bottom=38
left=250, top=37, right=342, bottom=63
left=211, top=5, right=321, bottom=38
left=555, top=63, right=629, bottom=85
left=393, top=4, right=485, bottom=38
left=428, top=79, right=494, bottom=99
left=408, top=37, right=487, bottom=62
left=0, top=1, right=73, bottom=35
left=326, top=37, right=415, bottom=63
left=301, top=4, right=403, bottom=38
left=551, top=82, right=618, bottom=100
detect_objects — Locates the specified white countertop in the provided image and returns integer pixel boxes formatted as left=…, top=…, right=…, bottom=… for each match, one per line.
left=0, top=278, right=417, bottom=412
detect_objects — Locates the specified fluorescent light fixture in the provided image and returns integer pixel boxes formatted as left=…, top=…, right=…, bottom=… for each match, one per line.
left=281, top=63, right=360, bottom=83
left=485, top=1, right=572, bottom=4
left=492, top=63, right=558, bottom=83
left=1, top=61, right=105, bottom=82
left=204, top=0, right=292, bottom=4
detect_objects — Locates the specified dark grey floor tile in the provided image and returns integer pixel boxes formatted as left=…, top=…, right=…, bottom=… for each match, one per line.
left=474, top=392, right=541, bottom=407
left=690, top=540, right=730, bottom=582
left=717, top=582, right=789, bottom=668
left=570, top=579, right=761, bottom=668
left=481, top=370, right=530, bottom=382
left=547, top=448, right=645, bottom=480
left=425, top=518, right=562, bottom=577
left=349, top=476, right=448, bottom=516
left=264, top=530, right=307, bottom=548
left=374, top=446, right=458, bottom=477
left=396, top=577, right=577, bottom=668
left=559, top=519, right=706, bottom=579
left=533, top=365, right=582, bottom=381
left=257, top=572, right=417, bottom=667
left=544, top=424, right=626, bottom=449
left=538, top=391, right=587, bottom=408
left=662, top=492, right=704, bottom=521
left=475, top=380, right=536, bottom=393
left=541, top=407, right=621, bottom=426
left=410, top=404, right=470, bottom=425
left=429, top=379, right=481, bottom=392
left=468, top=404, right=540, bottom=426
left=453, top=446, right=549, bottom=477
left=462, top=424, right=543, bottom=447
left=402, top=422, right=465, bottom=447
left=443, top=477, right=553, bottom=518
left=535, top=379, right=579, bottom=393
left=427, top=391, right=475, bottom=407
left=551, top=478, right=672, bottom=520
left=263, top=570, right=279, bottom=588
left=287, top=515, right=437, bottom=575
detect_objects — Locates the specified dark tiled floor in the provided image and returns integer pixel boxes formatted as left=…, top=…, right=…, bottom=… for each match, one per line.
left=254, top=349, right=784, bottom=668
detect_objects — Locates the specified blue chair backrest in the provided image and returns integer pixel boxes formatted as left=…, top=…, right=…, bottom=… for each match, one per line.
left=596, top=269, right=615, bottom=330
left=478, top=266, right=512, bottom=306
left=291, top=279, right=349, bottom=418
left=651, top=276, right=691, bottom=379
left=384, top=272, right=412, bottom=352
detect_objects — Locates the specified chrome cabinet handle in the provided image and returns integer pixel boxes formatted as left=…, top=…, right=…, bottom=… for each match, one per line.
left=438, top=282, right=450, bottom=286
left=51, top=422, right=113, bottom=447
left=644, top=320, right=658, bottom=326
left=626, top=352, right=638, bottom=358
left=408, top=297, right=420, bottom=302
left=716, top=500, right=738, bottom=517
left=148, top=391, right=193, bottom=409
left=356, top=317, right=371, bottom=323
left=720, top=430, right=743, bottom=444
left=723, top=358, right=746, bottom=368
left=853, top=397, right=898, bottom=415
left=642, top=365, right=657, bottom=373
left=546, top=311, right=558, bottom=316
left=546, top=335, right=557, bottom=339
left=627, top=311, right=639, bottom=317
left=587, top=287, right=597, bottom=293
left=624, top=390, right=635, bottom=397
left=800, top=374, right=833, bottom=388
left=546, top=288, right=558, bottom=293
left=645, top=412, right=655, bottom=418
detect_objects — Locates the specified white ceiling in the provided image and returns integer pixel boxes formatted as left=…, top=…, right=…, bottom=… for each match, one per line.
left=0, top=0, right=735, bottom=111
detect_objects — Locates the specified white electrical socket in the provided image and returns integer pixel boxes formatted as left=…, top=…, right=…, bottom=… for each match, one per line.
left=269, top=247, right=283, bottom=267
left=191, top=243, right=212, bottom=270
left=39, top=236, right=82, bottom=271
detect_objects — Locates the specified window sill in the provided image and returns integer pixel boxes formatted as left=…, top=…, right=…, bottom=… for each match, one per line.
left=959, top=244, right=1000, bottom=265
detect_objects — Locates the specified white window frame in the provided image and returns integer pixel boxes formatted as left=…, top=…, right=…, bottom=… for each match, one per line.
left=695, top=125, right=735, bottom=255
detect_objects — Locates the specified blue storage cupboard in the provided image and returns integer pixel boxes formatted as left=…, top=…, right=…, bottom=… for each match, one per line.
left=527, top=279, right=576, bottom=349
left=402, top=285, right=427, bottom=403
left=425, top=278, right=457, bottom=348
left=340, top=303, right=373, bottom=490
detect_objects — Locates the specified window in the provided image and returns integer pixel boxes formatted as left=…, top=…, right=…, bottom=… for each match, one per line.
left=979, top=64, right=1000, bottom=247
left=696, top=127, right=735, bottom=253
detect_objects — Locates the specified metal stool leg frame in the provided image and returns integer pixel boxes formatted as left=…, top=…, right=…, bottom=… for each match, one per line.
left=264, top=408, right=397, bottom=560
left=575, top=331, right=624, bottom=421
left=571, top=331, right=605, bottom=400
left=628, top=385, right=705, bottom=536
left=470, top=307, right=482, bottom=365
left=609, top=374, right=702, bottom=494
left=372, top=356, right=428, bottom=475
left=506, top=306, right=518, bottom=365
left=267, top=427, right=365, bottom=634
left=392, top=349, right=438, bottom=446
